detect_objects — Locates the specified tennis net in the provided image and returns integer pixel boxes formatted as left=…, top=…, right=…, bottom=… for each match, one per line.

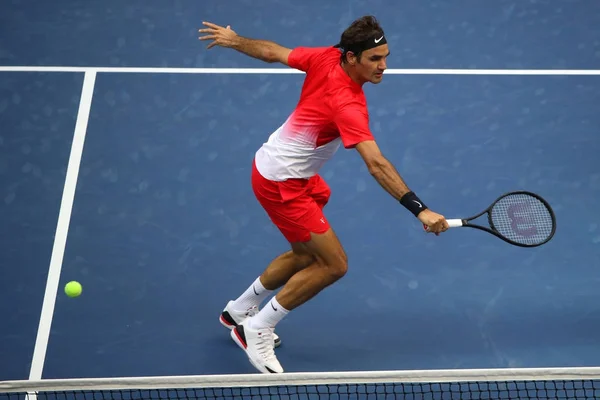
left=1, top=367, right=600, bottom=399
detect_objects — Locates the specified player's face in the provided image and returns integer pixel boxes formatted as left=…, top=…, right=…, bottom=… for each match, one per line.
left=358, top=45, right=389, bottom=84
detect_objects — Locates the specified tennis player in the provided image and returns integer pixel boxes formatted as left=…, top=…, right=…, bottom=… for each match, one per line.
left=199, top=15, right=449, bottom=374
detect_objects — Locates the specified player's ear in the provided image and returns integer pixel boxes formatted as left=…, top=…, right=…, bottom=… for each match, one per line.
left=346, top=51, right=357, bottom=65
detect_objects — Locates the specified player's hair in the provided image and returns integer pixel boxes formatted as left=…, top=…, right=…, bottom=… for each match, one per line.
left=336, top=15, right=385, bottom=63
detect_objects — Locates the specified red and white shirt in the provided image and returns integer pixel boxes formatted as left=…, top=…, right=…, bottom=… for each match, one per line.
left=254, top=46, right=375, bottom=181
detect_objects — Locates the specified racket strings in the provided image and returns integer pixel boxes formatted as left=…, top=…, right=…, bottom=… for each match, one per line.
left=490, top=193, right=554, bottom=245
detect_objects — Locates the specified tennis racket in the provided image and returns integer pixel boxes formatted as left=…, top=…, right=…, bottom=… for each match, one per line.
left=424, top=191, right=556, bottom=247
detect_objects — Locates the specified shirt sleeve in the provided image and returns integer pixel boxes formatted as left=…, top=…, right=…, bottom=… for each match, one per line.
left=334, top=99, right=375, bottom=149
left=288, top=46, right=331, bottom=72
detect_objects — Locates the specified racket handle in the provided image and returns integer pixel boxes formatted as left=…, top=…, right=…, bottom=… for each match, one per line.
left=447, top=219, right=464, bottom=228
left=423, top=219, right=464, bottom=232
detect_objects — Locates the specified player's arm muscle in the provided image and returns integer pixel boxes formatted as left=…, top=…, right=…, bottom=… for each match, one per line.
left=231, top=36, right=292, bottom=65
left=355, top=140, right=412, bottom=201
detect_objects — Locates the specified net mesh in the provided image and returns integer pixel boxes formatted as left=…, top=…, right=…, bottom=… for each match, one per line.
left=2, top=368, right=600, bottom=400
left=2, top=381, right=600, bottom=399
left=489, top=193, right=555, bottom=246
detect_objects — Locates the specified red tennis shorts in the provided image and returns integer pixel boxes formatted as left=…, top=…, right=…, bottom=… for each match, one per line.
left=251, top=159, right=331, bottom=243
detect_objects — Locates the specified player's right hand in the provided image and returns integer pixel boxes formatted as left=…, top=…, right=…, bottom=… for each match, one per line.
left=198, top=21, right=238, bottom=49
left=418, top=209, right=449, bottom=236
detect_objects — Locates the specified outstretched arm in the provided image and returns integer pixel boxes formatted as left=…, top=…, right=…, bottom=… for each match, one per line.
left=198, top=22, right=292, bottom=65
left=332, top=101, right=448, bottom=234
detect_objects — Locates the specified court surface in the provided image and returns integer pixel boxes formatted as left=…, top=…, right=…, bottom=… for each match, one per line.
left=1, top=0, right=600, bottom=383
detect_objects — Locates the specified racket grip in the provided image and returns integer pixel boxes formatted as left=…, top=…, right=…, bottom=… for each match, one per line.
left=447, top=219, right=464, bottom=228
left=423, top=219, right=464, bottom=232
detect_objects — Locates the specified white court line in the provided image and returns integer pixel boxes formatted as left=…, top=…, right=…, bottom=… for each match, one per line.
left=0, top=66, right=600, bottom=75
left=28, top=71, right=97, bottom=382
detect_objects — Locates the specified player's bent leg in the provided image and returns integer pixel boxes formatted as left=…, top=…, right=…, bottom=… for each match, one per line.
left=231, top=228, right=346, bottom=374
left=276, top=228, right=348, bottom=311
left=232, top=164, right=340, bottom=373
left=244, top=227, right=347, bottom=334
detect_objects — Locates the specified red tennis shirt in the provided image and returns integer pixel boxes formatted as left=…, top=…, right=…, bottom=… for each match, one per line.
left=254, top=46, right=375, bottom=181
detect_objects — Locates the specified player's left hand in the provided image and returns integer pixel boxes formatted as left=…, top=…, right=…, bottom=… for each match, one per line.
left=198, top=22, right=238, bottom=49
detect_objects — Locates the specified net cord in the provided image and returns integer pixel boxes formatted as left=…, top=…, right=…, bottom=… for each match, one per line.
left=2, top=367, right=600, bottom=393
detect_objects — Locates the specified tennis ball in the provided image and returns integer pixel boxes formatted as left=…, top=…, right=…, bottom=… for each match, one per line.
left=65, top=281, right=82, bottom=298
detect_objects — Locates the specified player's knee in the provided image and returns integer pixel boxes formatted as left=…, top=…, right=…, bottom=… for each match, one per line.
left=324, top=250, right=348, bottom=281
left=335, top=253, right=348, bottom=279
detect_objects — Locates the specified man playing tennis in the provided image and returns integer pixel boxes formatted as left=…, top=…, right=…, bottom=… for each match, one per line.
left=198, top=15, right=449, bottom=374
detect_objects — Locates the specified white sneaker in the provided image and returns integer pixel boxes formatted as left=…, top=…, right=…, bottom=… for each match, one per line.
left=230, top=318, right=284, bottom=373
left=219, top=300, right=281, bottom=347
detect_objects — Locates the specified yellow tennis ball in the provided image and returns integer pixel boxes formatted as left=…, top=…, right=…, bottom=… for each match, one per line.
left=65, top=281, right=82, bottom=298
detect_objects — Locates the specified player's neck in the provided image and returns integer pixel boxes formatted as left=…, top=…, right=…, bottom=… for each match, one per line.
left=340, top=62, right=366, bottom=86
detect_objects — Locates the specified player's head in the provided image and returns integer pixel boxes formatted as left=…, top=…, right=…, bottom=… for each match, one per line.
left=335, top=15, right=389, bottom=85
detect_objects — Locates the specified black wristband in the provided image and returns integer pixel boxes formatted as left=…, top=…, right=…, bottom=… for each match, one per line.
left=400, top=191, right=428, bottom=217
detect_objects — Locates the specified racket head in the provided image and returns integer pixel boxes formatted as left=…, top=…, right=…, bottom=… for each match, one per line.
left=485, top=191, right=556, bottom=247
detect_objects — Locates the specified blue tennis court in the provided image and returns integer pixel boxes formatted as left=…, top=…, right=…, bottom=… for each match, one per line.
left=1, top=0, right=600, bottom=389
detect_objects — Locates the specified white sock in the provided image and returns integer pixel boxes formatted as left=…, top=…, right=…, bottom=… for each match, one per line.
left=249, top=296, right=289, bottom=330
left=231, top=277, right=273, bottom=312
